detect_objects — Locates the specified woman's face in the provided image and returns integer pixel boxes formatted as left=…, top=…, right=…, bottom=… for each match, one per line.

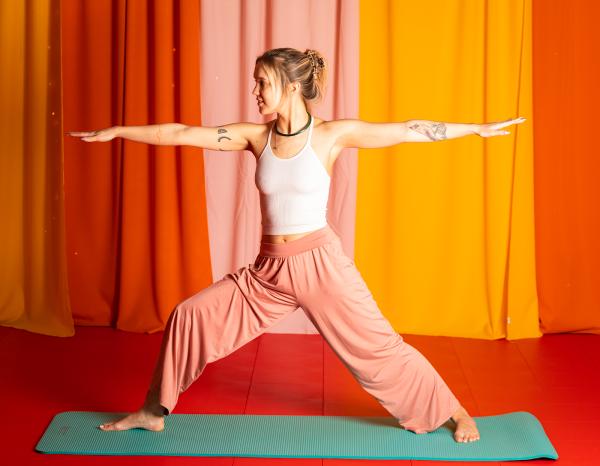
left=252, top=65, right=281, bottom=115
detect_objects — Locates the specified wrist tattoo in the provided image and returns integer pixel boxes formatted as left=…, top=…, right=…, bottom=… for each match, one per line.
left=409, top=122, right=447, bottom=141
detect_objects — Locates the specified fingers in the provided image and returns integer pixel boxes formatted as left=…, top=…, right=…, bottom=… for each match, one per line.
left=510, top=117, right=526, bottom=125
left=67, top=131, right=99, bottom=137
left=494, top=117, right=526, bottom=129
left=67, top=131, right=92, bottom=137
left=67, top=130, right=106, bottom=142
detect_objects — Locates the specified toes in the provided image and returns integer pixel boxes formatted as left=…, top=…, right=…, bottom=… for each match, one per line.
left=454, top=430, right=480, bottom=443
left=99, top=422, right=122, bottom=431
left=465, top=433, right=480, bottom=442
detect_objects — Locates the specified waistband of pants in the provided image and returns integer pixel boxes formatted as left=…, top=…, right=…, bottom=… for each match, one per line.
left=259, top=224, right=340, bottom=257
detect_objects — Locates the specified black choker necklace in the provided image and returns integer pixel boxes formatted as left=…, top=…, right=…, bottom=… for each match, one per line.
left=275, top=111, right=312, bottom=136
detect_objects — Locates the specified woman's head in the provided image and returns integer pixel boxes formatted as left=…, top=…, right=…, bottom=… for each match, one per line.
left=253, top=47, right=327, bottom=115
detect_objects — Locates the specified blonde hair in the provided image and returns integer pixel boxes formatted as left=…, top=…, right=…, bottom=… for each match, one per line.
left=255, top=47, right=327, bottom=107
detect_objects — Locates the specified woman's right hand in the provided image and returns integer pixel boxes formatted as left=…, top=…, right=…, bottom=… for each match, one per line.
left=67, top=127, right=119, bottom=142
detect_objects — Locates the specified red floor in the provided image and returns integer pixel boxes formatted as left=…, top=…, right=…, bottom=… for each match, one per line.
left=2, top=326, right=599, bottom=465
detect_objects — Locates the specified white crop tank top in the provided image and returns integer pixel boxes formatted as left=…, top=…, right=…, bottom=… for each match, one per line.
left=255, top=117, right=331, bottom=235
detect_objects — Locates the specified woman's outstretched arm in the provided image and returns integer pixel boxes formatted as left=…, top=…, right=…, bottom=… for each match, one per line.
left=334, top=117, right=526, bottom=149
left=68, top=122, right=262, bottom=152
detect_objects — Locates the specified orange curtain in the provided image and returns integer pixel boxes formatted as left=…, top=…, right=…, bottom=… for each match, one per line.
left=533, top=0, right=600, bottom=334
left=5, top=0, right=598, bottom=338
left=0, top=0, right=73, bottom=336
left=62, top=0, right=212, bottom=333
left=358, top=0, right=538, bottom=339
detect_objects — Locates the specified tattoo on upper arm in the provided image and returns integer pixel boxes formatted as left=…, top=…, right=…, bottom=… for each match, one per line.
left=217, top=128, right=232, bottom=143
left=408, top=122, right=447, bottom=141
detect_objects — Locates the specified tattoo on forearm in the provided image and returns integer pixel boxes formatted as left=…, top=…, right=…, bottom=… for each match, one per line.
left=408, top=122, right=447, bottom=141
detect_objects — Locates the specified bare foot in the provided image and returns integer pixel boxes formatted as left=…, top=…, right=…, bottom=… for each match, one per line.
left=451, top=406, right=480, bottom=443
left=98, top=407, right=164, bottom=432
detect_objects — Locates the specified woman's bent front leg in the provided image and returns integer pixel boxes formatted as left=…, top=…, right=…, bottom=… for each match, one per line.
left=293, top=238, right=473, bottom=439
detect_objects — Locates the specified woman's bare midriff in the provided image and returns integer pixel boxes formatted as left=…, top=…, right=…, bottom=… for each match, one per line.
left=261, top=229, right=320, bottom=244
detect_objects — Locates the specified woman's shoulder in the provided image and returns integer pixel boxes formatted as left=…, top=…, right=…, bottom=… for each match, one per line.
left=313, top=116, right=340, bottom=132
left=238, top=121, right=272, bottom=158
left=313, top=117, right=357, bottom=138
left=313, top=116, right=357, bottom=125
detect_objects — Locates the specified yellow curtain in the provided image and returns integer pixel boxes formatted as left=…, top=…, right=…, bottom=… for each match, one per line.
left=0, top=0, right=73, bottom=336
left=357, top=0, right=539, bottom=339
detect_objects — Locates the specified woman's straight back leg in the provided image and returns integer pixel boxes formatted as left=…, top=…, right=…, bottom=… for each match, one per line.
left=149, top=257, right=300, bottom=415
left=99, top=255, right=299, bottom=432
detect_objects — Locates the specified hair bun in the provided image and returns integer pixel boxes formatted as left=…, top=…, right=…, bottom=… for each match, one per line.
left=305, top=49, right=325, bottom=76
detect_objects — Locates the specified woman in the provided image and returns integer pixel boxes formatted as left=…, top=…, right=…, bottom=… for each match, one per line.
left=70, top=47, right=525, bottom=443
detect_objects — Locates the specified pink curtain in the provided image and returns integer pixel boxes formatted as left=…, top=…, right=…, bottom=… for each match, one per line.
left=200, top=0, right=360, bottom=333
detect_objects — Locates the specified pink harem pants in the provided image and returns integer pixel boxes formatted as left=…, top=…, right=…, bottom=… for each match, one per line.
left=147, top=224, right=460, bottom=433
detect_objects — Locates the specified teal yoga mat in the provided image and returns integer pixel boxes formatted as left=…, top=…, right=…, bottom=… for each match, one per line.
left=36, top=411, right=558, bottom=461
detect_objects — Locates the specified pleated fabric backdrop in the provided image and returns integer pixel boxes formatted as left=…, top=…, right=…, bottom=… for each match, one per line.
left=532, top=0, right=600, bottom=334
left=61, top=0, right=211, bottom=333
left=0, top=0, right=73, bottom=336
left=357, top=0, right=539, bottom=339
left=1, top=0, right=598, bottom=338
left=199, top=0, right=359, bottom=334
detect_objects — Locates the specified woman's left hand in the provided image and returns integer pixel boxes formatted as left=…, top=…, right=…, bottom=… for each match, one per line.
left=475, top=117, right=526, bottom=137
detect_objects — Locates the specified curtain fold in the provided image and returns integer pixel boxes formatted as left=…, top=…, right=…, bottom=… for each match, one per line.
left=0, top=0, right=73, bottom=336
left=199, top=0, right=360, bottom=333
left=62, top=0, right=211, bottom=333
left=357, top=0, right=540, bottom=339
left=6, top=0, right=596, bottom=339
left=532, top=0, right=600, bottom=334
